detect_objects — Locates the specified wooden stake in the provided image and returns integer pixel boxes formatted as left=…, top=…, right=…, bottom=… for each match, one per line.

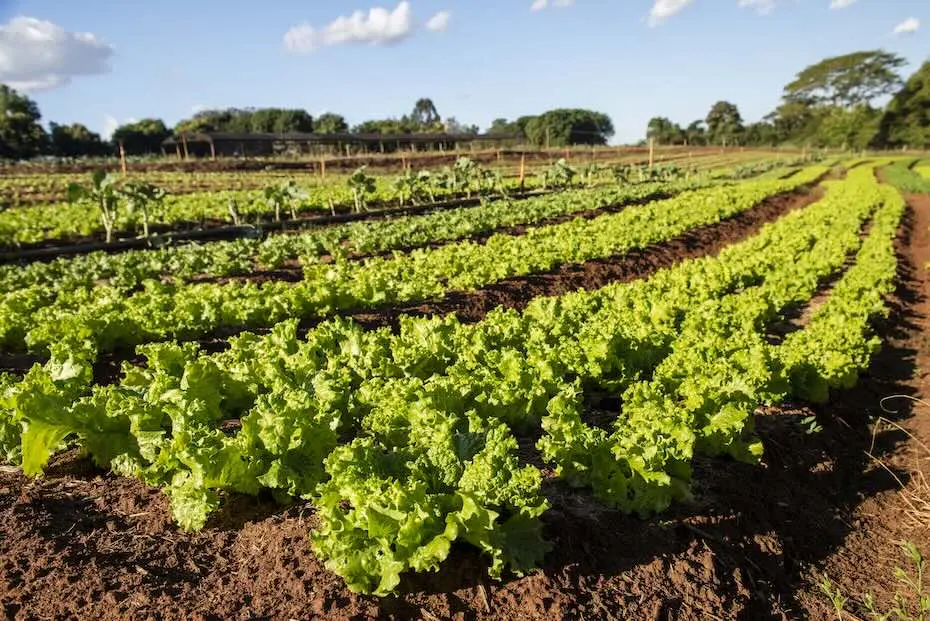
left=320, top=158, right=326, bottom=180
left=181, top=135, right=189, bottom=160
left=564, top=147, right=570, bottom=161
left=118, top=141, right=127, bottom=176
left=209, top=140, right=216, bottom=161
left=648, top=137, right=655, bottom=169
left=519, top=153, right=526, bottom=187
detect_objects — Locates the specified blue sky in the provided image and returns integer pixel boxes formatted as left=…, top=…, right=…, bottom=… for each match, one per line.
left=0, top=0, right=926, bottom=143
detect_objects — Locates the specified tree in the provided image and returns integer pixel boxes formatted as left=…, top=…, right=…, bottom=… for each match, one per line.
left=814, top=105, right=881, bottom=150
left=875, top=60, right=930, bottom=149
left=646, top=117, right=683, bottom=145
left=684, top=120, right=706, bottom=146
left=49, top=123, right=109, bottom=157
left=523, top=109, right=614, bottom=147
left=784, top=50, right=906, bottom=109
left=443, top=117, right=479, bottom=135
left=111, top=119, right=171, bottom=155
left=314, top=112, right=349, bottom=134
left=0, top=85, right=48, bottom=159
left=741, top=121, right=780, bottom=147
left=352, top=118, right=416, bottom=135
left=411, top=98, right=440, bottom=128
left=705, top=101, right=744, bottom=146
left=763, top=100, right=818, bottom=144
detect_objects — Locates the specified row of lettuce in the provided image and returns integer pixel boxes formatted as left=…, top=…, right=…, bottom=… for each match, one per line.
left=0, top=180, right=698, bottom=294
left=0, top=167, right=828, bottom=356
left=0, top=155, right=817, bottom=248
left=0, top=166, right=902, bottom=595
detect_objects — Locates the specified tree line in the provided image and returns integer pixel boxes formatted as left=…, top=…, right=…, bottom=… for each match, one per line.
left=0, top=92, right=617, bottom=159
left=645, top=51, right=930, bottom=150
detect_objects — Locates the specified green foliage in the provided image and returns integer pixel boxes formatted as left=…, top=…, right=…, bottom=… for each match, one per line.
left=66, top=171, right=121, bottom=243
left=705, top=101, right=744, bottom=146
left=313, top=112, right=349, bottom=134
left=0, top=165, right=903, bottom=596
left=881, top=162, right=930, bottom=195
left=263, top=179, right=306, bottom=222
left=540, top=159, right=576, bottom=189
left=411, top=98, right=441, bottom=129
left=111, top=119, right=171, bottom=156
left=0, top=85, right=48, bottom=159
left=174, top=108, right=313, bottom=135
left=347, top=166, right=376, bottom=212
left=523, top=109, right=615, bottom=147
left=120, top=181, right=167, bottom=238
left=876, top=61, right=930, bottom=149
left=49, top=123, right=110, bottom=158
left=646, top=117, right=685, bottom=145
left=784, top=50, right=906, bottom=108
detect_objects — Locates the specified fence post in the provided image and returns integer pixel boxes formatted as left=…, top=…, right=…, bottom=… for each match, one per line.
left=119, top=141, right=127, bottom=176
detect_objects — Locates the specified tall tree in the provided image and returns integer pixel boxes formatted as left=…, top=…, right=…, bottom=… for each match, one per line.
left=705, top=101, right=744, bottom=146
left=523, top=109, right=614, bottom=147
left=49, top=123, right=109, bottom=157
left=411, top=98, right=440, bottom=128
left=111, top=119, right=171, bottom=155
left=875, top=60, right=930, bottom=149
left=646, top=117, right=683, bottom=145
left=784, top=50, right=906, bottom=109
left=684, top=120, right=706, bottom=146
left=314, top=112, right=349, bottom=134
left=0, top=85, right=48, bottom=159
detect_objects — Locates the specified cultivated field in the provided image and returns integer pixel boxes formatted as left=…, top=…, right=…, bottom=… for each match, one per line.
left=2, top=151, right=930, bottom=619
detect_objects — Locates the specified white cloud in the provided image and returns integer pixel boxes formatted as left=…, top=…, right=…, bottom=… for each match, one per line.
left=829, top=0, right=858, bottom=9
left=893, top=16, right=920, bottom=34
left=425, top=11, right=450, bottom=32
left=284, top=2, right=415, bottom=53
left=738, top=0, right=777, bottom=15
left=531, top=0, right=574, bottom=11
left=0, top=16, right=113, bottom=92
left=647, top=0, right=694, bottom=26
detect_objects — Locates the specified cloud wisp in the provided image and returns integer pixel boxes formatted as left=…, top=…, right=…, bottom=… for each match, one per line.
left=647, top=0, right=695, bottom=27
left=893, top=16, right=920, bottom=34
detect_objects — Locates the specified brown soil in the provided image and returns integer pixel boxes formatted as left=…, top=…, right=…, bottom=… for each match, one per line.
left=343, top=187, right=822, bottom=329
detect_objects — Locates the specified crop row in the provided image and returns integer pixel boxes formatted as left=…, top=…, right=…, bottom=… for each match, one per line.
left=0, top=165, right=900, bottom=595
left=0, top=155, right=814, bottom=247
left=0, top=167, right=827, bottom=356
left=0, top=180, right=696, bottom=295
left=880, top=161, right=930, bottom=194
